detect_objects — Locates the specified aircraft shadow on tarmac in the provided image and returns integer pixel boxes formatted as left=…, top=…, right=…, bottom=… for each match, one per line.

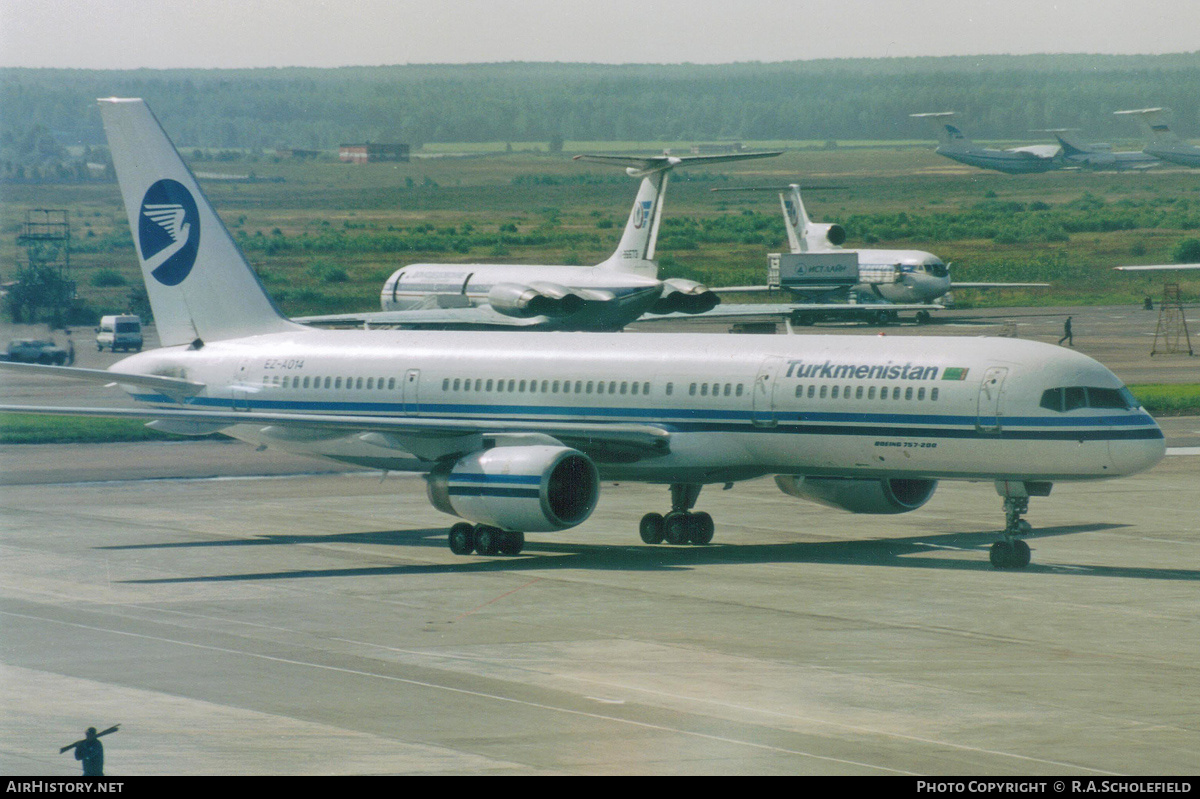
left=103, top=523, right=1200, bottom=584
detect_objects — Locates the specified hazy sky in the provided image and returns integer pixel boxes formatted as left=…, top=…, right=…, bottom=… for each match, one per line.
left=2, top=0, right=1198, bottom=69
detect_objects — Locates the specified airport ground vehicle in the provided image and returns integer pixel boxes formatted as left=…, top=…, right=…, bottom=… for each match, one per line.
left=96, top=315, right=143, bottom=352
left=3, top=339, right=68, bottom=364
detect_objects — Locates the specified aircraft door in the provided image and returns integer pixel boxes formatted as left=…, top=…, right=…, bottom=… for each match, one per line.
left=752, top=356, right=784, bottom=427
left=976, top=366, right=1008, bottom=434
left=231, top=358, right=253, bottom=411
left=403, top=369, right=420, bottom=415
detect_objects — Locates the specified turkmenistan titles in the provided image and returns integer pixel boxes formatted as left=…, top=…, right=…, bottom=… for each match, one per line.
left=785, top=360, right=967, bottom=381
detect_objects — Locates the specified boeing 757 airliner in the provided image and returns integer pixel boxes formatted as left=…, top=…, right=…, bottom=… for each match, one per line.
left=0, top=99, right=1165, bottom=569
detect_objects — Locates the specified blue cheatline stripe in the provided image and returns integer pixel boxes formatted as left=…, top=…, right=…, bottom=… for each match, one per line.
left=447, top=473, right=541, bottom=485
left=128, top=394, right=1161, bottom=443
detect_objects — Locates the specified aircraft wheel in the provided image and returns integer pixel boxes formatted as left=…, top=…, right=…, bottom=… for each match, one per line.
left=989, top=541, right=1012, bottom=568
left=916, top=310, right=932, bottom=325
left=688, top=512, right=714, bottom=545
left=990, top=540, right=1031, bottom=569
left=639, top=512, right=665, bottom=545
left=1010, top=539, right=1031, bottom=568
left=664, top=512, right=691, bottom=545
left=499, top=530, right=525, bottom=556
left=448, top=522, right=475, bottom=555
left=474, top=525, right=502, bottom=556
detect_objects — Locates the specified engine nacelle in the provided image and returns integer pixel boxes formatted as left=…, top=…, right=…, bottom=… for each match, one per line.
left=806, top=222, right=847, bottom=248
left=487, top=282, right=583, bottom=318
left=652, top=278, right=720, bottom=314
left=426, top=446, right=599, bottom=532
left=774, top=476, right=937, bottom=514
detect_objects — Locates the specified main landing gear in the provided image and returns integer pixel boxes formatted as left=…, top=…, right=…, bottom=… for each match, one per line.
left=639, top=483, right=715, bottom=546
left=989, top=481, right=1048, bottom=569
left=447, top=522, right=525, bottom=556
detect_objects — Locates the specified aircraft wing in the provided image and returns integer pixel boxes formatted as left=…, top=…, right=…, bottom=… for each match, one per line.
left=634, top=302, right=942, bottom=323
left=573, top=150, right=782, bottom=173
left=1114, top=264, right=1200, bottom=271
left=294, top=306, right=553, bottom=329
left=950, top=282, right=1052, bottom=289
left=0, top=402, right=671, bottom=463
left=0, top=362, right=206, bottom=396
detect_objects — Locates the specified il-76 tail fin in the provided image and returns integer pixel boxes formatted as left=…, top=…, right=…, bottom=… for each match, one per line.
left=576, top=150, right=781, bottom=275
left=1114, top=107, right=1181, bottom=142
left=99, top=98, right=300, bottom=347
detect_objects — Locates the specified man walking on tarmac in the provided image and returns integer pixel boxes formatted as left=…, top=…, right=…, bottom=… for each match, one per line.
left=1058, top=315, right=1074, bottom=347
left=74, top=727, right=104, bottom=776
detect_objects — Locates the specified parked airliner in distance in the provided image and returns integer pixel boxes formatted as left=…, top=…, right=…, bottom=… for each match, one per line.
left=0, top=98, right=1166, bottom=570
left=1114, top=108, right=1200, bottom=168
left=911, top=112, right=1061, bottom=174
left=710, top=184, right=1048, bottom=325
left=1045, top=129, right=1161, bottom=171
left=296, top=149, right=780, bottom=332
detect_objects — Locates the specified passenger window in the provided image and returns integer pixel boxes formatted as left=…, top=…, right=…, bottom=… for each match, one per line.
left=486, top=379, right=494, bottom=391
left=644, top=382, right=650, bottom=395
left=736, top=384, right=744, bottom=397
left=807, top=385, right=814, bottom=399
left=855, top=386, right=863, bottom=400
left=868, top=386, right=875, bottom=400
left=931, top=388, right=939, bottom=401
left=700, top=384, right=708, bottom=396
left=388, top=378, right=396, bottom=390
left=820, top=385, right=828, bottom=399
left=905, top=387, right=913, bottom=401
left=620, top=382, right=628, bottom=395
left=917, top=387, right=925, bottom=401
left=831, top=386, right=839, bottom=399
left=366, top=377, right=374, bottom=390
left=665, top=382, right=672, bottom=396
left=724, top=384, right=731, bottom=397
left=689, top=383, right=697, bottom=396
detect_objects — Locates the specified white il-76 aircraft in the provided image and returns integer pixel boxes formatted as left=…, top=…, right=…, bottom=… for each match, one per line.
left=0, top=99, right=1166, bottom=569
left=1114, top=108, right=1200, bottom=168
left=710, top=184, right=1048, bottom=325
left=296, top=149, right=780, bottom=332
left=911, top=112, right=1062, bottom=174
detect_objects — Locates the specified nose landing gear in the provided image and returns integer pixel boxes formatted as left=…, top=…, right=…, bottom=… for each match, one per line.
left=990, top=481, right=1050, bottom=569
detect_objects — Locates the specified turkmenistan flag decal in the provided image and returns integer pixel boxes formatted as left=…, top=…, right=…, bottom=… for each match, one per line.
left=942, top=367, right=970, bottom=381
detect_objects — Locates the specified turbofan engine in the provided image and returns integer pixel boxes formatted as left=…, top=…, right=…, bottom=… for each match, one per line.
left=651, top=278, right=720, bottom=314
left=488, top=282, right=585, bottom=318
left=426, top=445, right=600, bottom=532
left=775, top=476, right=937, bottom=514
left=806, top=222, right=847, bottom=248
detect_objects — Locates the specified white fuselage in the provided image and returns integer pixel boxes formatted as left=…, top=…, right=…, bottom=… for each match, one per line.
left=380, top=263, right=664, bottom=330
left=113, top=329, right=1164, bottom=485
left=849, top=249, right=952, bottom=304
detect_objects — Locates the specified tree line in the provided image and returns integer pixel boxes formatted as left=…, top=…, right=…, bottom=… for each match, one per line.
left=2, top=54, right=1199, bottom=155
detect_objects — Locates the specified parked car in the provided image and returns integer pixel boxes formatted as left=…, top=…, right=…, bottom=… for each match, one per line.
left=4, top=338, right=68, bottom=364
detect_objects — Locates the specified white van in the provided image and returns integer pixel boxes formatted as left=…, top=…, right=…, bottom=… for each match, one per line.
left=96, top=314, right=143, bottom=352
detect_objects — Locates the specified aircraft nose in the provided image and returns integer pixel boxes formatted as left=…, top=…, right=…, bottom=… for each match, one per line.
left=1108, top=422, right=1166, bottom=475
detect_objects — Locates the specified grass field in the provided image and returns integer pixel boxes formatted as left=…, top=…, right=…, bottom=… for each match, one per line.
left=3, top=143, right=1199, bottom=319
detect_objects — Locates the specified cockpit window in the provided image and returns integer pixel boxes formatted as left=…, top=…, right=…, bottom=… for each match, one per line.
left=924, top=261, right=949, bottom=278
left=1039, top=386, right=1137, bottom=412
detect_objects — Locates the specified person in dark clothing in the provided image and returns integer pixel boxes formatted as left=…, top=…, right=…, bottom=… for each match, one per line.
left=74, top=728, right=104, bottom=777
left=1058, top=316, right=1074, bottom=346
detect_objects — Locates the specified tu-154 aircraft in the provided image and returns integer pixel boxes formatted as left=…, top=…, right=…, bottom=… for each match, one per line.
left=704, top=184, right=1049, bottom=325
left=296, top=149, right=780, bottom=332
left=0, top=98, right=1166, bottom=569
left=1114, top=108, right=1200, bottom=168
left=911, top=112, right=1062, bottom=174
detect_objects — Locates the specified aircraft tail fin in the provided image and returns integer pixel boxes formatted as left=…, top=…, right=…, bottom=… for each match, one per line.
left=577, top=150, right=781, bottom=274
left=1114, top=107, right=1180, bottom=143
left=911, top=112, right=972, bottom=149
left=98, top=98, right=300, bottom=347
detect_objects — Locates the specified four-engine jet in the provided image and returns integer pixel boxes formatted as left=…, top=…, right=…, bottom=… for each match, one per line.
left=0, top=98, right=1166, bottom=570
left=1114, top=108, right=1200, bottom=168
left=911, top=112, right=1061, bottom=174
left=297, top=150, right=779, bottom=332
